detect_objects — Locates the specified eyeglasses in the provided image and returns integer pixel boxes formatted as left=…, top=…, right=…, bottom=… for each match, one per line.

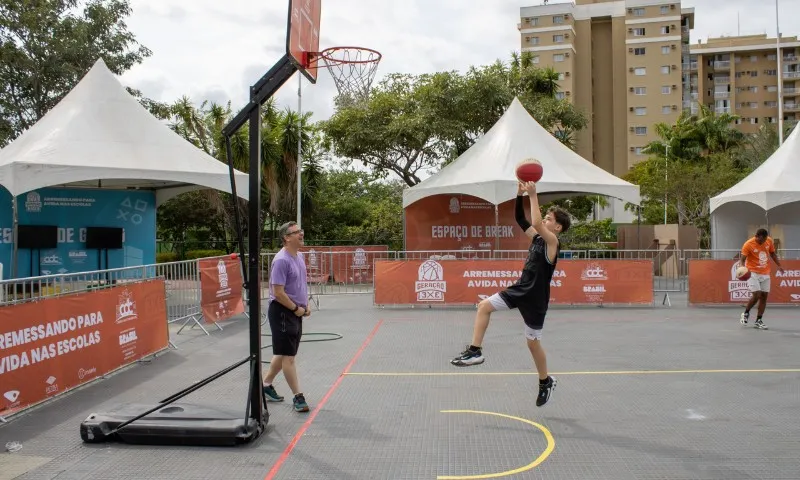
left=287, top=229, right=304, bottom=235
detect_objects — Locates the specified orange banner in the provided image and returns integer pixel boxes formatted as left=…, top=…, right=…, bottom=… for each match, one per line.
left=199, top=256, right=245, bottom=323
left=300, top=247, right=332, bottom=283
left=374, top=259, right=653, bottom=306
left=329, top=246, right=390, bottom=283
left=688, top=259, right=800, bottom=305
left=297, top=246, right=390, bottom=284
left=404, top=195, right=533, bottom=252
left=0, top=279, right=168, bottom=417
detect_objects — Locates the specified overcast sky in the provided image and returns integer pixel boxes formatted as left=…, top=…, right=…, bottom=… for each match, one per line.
left=119, top=0, right=798, bottom=124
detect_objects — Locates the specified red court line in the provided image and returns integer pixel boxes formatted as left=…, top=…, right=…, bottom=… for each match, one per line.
left=264, top=319, right=384, bottom=480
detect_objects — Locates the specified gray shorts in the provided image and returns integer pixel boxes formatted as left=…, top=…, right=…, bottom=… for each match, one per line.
left=748, top=273, right=770, bottom=293
left=486, top=293, right=543, bottom=340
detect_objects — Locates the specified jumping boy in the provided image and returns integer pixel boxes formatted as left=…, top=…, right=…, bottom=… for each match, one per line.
left=450, top=179, right=571, bottom=407
left=739, top=228, right=784, bottom=330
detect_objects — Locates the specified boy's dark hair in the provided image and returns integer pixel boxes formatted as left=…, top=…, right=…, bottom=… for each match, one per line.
left=548, top=206, right=571, bottom=233
left=755, top=228, right=768, bottom=238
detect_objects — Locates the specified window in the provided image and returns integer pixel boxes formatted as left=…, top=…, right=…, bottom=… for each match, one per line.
left=661, top=65, right=671, bottom=74
left=634, top=147, right=644, bottom=155
left=767, top=54, right=777, bottom=60
left=634, top=48, right=646, bottom=55
left=634, top=67, right=646, bottom=75
left=553, top=54, right=565, bottom=62
left=635, top=107, right=647, bottom=115
left=767, top=86, right=778, bottom=92
left=750, top=117, right=759, bottom=124
left=632, top=8, right=645, bottom=16
left=553, top=15, right=564, bottom=24
left=662, top=85, right=671, bottom=94
left=632, top=28, right=645, bottom=36
left=661, top=26, right=671, bottom=34
left=634, top=126, right=647, bottom=135
left=555, top=92, right=566, bottom=100
left=765, top=69, right=777, bottom=76
left=529, top=37, right=540, bottom=45
left=660, top=5, right=669, bottom=14
left=662, top=46, right=671, bottom=54
left=751, top=55, right=758, bottom=62
left=662, top=105, right=672, bottom=114
left=530, top=17, right=539, bottom=26
left=532, top=56, right=540, bottom=64
left=634, top=87, right=647, bottom=95
left=558, top=73, right=565, bottom=80
left=553, top=35, right=564, bottom=43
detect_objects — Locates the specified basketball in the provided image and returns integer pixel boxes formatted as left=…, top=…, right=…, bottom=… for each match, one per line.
left=516, top=159, right=543, bottom=183
left=736, top=266, right=751, bottom=281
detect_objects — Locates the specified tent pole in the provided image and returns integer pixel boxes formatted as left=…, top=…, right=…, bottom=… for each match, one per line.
left=494, top=205, right=499, bottom=254
left=637, top=205, right=641, bottom=250
left=11, top=196, right=18, bottom=278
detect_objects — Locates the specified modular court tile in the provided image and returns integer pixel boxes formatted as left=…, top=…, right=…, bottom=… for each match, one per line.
left=1, top=294, right=799, bottom=479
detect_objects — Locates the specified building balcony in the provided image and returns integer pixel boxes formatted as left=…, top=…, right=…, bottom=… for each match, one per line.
left=716, top=107, right=731, bottom=114
left=784, top=87, right=799, bottom=96
left=682, top=62, right=698, bottom=71
left=714, top=92, right=730, bottom=99
left=712, top=60, right=731, bottom=69
left=784, top=103, right=800, bottom=112
left=691, top=91, right=699, bottom=99
left=714, top=77, right=731, bottom=84
left=783, top=55, right=799, bottom=64
left=783, top=71, right=800, bottom=79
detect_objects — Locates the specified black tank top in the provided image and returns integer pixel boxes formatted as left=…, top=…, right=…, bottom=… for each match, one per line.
left=500, top=234, right=560, bottom=313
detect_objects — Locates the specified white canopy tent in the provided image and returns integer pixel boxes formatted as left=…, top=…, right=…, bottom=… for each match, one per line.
left=0, top=58, right=250, bottom=277
left=709, top=124, right=800, bottom=255
left=0, top=58, right=249, bottom=205
left=402, top=97, right=641, bottom=209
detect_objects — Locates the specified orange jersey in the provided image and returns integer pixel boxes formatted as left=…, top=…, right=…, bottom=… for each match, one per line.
left=741, top=236, right=776, bottom=275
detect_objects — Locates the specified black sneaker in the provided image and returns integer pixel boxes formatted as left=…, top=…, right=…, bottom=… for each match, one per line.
left=754, top=319, right=768, bottom=330
left=451, top=346, right=484, bottom=366
left=536, top=376, right=556, bottom=407
left=263, top=384, right=284, bottom=402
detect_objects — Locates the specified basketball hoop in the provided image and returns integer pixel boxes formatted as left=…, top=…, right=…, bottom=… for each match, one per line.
left=306, top=46, right=382, bottom=105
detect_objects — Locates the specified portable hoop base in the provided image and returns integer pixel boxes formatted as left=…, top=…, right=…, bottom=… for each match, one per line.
left=80, top=403, right=260, bottom=447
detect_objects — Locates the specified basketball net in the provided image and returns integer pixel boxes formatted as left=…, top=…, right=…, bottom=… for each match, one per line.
left=310, top=47, right=382, bottom=106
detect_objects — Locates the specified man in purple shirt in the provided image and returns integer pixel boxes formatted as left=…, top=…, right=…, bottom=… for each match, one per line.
left=263, top=221, right=311, bottom=413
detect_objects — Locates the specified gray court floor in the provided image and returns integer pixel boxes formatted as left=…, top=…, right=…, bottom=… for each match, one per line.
left=1, top=293, right=799, bottom=480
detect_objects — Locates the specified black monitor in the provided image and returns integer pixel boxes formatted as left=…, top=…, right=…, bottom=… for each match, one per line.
left=17, top=225, right=58, bottom=249
left=85, top=227, right=124, bottom=249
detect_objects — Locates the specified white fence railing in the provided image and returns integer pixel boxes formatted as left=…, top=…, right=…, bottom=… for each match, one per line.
left=4, top=249, right=800, bottom=308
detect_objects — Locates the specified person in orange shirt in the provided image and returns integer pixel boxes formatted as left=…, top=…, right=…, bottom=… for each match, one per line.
left=739, top=228, right=785, bottom=330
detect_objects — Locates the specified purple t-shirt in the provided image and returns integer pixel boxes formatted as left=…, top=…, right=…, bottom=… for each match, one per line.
left=269, top=248, right=308, bottom=308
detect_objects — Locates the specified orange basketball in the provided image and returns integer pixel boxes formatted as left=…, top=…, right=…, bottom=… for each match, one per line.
left=516, top=159, right=543, bottom=183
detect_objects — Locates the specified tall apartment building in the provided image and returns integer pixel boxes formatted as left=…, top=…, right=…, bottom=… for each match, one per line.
left=688, top=35, right=800, bottom=135
left=519, top=0, right=694, bottom=178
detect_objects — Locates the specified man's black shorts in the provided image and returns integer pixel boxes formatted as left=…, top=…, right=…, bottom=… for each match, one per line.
left=267, top=300, right=303, bottom=356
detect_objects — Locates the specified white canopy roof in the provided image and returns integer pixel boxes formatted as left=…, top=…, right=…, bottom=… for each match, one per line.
left=402, top=97, right=641, bottom=208
left=0, top=58, right=248, bottom=206
left=710, top=124, right=800, bottom=213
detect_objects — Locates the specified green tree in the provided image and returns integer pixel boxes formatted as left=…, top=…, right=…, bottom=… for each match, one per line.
left=321, top=51, right=589, bottom=186
left=0, top=0, right=154, bottom=146
left=305, top=168, right=404, bottom=249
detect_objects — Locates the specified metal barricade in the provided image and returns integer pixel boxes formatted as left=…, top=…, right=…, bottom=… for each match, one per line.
left=588, top=248, right=683, bottom=294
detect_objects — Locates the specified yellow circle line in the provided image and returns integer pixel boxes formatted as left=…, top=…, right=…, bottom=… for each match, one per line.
left=437, top=410, right=555, bottom=480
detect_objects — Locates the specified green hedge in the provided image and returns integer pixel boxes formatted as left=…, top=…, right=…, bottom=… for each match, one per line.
left=156, top=250, right=227, bottom=263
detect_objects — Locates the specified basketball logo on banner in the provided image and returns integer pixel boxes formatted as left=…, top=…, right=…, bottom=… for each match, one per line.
left=199, top=257, right=245, bottom=323
left=415, top=260, right=447, bottom=301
